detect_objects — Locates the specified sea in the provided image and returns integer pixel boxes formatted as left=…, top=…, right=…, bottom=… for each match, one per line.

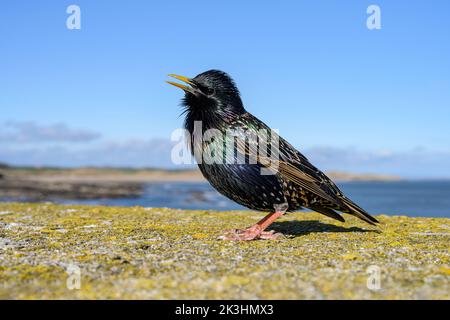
left=52, top=180, right=450, bottom=218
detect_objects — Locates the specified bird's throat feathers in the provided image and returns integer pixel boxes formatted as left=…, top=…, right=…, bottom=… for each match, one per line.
left=182, top=94, right=244, bottom=135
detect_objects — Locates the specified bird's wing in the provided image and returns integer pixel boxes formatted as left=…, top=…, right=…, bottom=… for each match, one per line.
left=231, top=125, right=343, bottom=207
left=276, top=137, right=378, bottom=225
left=233, top=113, right=378, bottom=225
left=277, top=138, right=378, bottom=225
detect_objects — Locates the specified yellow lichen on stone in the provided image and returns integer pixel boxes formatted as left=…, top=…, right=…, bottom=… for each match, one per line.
left=0, top=202, right=449, bottom=299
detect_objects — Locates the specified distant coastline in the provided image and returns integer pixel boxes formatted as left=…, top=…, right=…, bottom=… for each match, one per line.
left=0, top=165, right=402, bottom=183
left=0, top=165, right=401, bottom=201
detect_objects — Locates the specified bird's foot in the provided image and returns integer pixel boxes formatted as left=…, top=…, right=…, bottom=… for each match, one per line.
left=218, top=225, right=283, bottom=241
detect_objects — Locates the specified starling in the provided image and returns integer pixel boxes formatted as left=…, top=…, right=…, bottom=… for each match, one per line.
left=167, top=70, right=378, bottom=240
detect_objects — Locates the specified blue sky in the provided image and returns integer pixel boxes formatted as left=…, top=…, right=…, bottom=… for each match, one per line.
left=1, top=1, right=449, bottom=177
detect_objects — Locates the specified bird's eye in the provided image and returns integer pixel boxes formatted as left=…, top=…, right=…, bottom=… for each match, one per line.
left=202, top=87, right=215, bottom=96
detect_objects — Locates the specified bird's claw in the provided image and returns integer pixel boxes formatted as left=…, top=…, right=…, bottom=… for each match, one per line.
left=258, top=230, right=285, bottom=240
left=218, top=226, right=283, bottom=241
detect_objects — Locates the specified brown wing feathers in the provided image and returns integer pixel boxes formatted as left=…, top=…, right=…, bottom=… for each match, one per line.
left=234, top=128, right=379, bottom=225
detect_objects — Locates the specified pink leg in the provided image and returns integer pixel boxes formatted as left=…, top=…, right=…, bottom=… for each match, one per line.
left=218, top=206, right=287, bottom=241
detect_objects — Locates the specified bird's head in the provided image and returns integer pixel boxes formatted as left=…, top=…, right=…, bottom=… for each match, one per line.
left=167, top=70, right=245, bottom=118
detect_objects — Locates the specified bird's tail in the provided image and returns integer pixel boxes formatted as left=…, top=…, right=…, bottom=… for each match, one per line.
left=310, top=205, right=346, bottom=223
left=341, top=197, right=379, bottom=226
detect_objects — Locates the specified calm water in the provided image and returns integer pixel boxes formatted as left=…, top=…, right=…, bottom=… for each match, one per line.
left=52, top=180, right=450, bottom=218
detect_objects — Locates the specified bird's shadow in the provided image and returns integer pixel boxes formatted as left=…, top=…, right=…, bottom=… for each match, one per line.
left=270, top=220, right=381, bottom=238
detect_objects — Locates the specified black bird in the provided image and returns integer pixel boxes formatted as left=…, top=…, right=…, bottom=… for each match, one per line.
left=167, top=70, right=379, bottom=240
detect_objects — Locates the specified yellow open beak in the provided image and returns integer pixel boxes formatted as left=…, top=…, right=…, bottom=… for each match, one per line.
left=166, top=74, right=194, bottom=92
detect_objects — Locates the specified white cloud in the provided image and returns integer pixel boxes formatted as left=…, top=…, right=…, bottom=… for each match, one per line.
left=0, top=121, right=101, bottom=143
left=304, top=146, right=450, bottom=178
left=1, top=122, right=449, bottom=178
left=0, top=138, right=193, bottom=169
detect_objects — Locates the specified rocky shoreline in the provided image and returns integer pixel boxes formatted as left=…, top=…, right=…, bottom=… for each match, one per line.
left=0, top=178, right=144, bottom=200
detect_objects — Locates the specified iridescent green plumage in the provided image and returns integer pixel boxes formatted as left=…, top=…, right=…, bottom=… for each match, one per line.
left=175, top=70, right=379, bottom=226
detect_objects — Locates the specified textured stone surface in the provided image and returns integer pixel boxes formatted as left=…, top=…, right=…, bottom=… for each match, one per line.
left=0, top=203, right=448, bottom=299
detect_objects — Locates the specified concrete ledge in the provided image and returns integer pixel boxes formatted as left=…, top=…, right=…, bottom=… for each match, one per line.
left=0, top=203, right=449, bottom=299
